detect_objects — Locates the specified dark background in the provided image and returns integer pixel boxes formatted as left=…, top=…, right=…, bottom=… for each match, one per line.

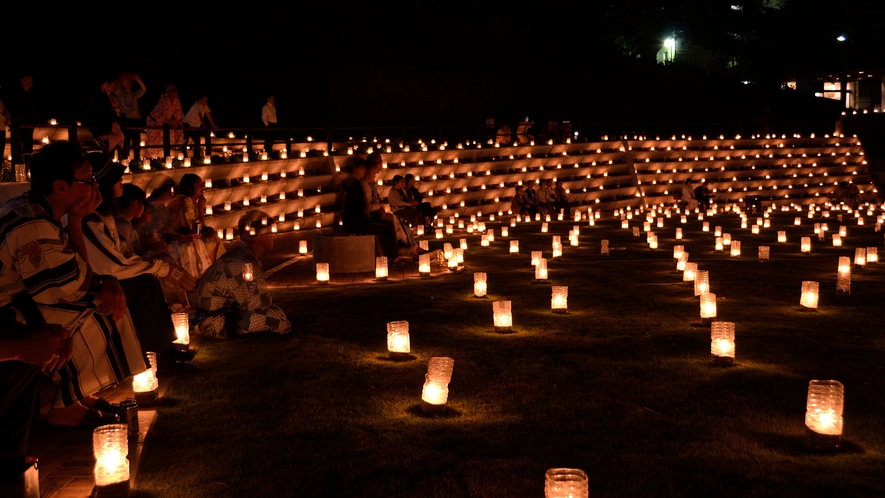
left=4, top=0, right=884, bottom=132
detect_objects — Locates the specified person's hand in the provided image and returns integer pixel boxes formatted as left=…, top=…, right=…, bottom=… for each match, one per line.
left=10, top=324, right=72, bottom=371
left=69, top=185, right=101, bottom=219
left=98, top=277, right=127, bottom=321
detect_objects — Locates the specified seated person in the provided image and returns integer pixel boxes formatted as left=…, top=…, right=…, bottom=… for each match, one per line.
left=536, top=180, right=554, bottom=215
left=521, top=182, right=540, bottom=217
left=365, top=154, right=419, bottom=259
left=516, top=118, right=534, bottom=144
left=0, top=141, right=145, bottom=427
left=165, top=173, right=225, bottom=276
left=341, top=159, right=402, bottom=261
left=833, top=181, right=859, bottom=209
left=552, top=180, right=570, bottom=216
left=495, top=124, right=512, bottom=145
left=194, top=210, right=291, bottom=338
left=404, top=174, right=436, bottom=227
left=510, top=185, right=525, bottom=216
left=694, top=183, right=712, bottom=208
left=681, top=179, right=698, bottom=210
left=387, top=175, right=423, bottom=228
left=82, top=154, right=196, bottom=367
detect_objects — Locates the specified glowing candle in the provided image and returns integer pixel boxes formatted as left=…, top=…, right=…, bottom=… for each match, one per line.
left=715, top=237, right=724, bottom=252
left=832, top=234, right=842, bottom=247
left=795, top=217, right=802, bottom=225
left=677, top=252, right=689, bottom=271
left=758, top=245, right=770, bottom=262
left=93, top=424, right=130, bottom=489
left=421, top=357, right=454, bottom=413
left=436, top=229, right=443, bottom=239
left=800, top=281, right=819, bottom=309
left=854, top=247, right=866, bottom=266
left=700, top=292, right=717, bottom=324
left=801, top=237, right=811, bottom=253
left=501, top=226, right=509, bottom=237
left=837, top=256, right=851, bottom=296
left=460, top=238, right=467, bottom=251
left=535, top=258, right=548, bottom=281
left=714, top=225, right=722, bottom=237
left=386, top=320, right=409, bottom=359
left=510, top=240, right=519, bottom=255
left=710, top=321, right=735, bottom=365
left=419, top=254, right=431, bottom=276
left=492, top=301, right=512, bottom=332
left=866, top=247, right=878, bottom=263
left=541, top=223, right=548, bottom=233
left=778, top=231, right=787, bottom=244
left=673, top=245, right=684, bottom=260
left=676, top=227, right=683, bottom=239
left=730, top=240, right=741, bottom=258
left=298, top=240, right=308, bottom=255
left=443, top=243, right=454, bottom=261
left=172, top=311, right=190, bottom=346
left=545, top=468, right=588, bottom=498
left=703, top=222, right=710, bottom=232
left=694, top=270, right=709, bottom=297
left=551, top=286, right=568, bottom=313
left=481, top=234, right=489, bottom=247
left=622, top=220, right=629, bottom=230
left=376, top=256, right=388, bottom=281
left=316, top=263, right=330, bottom=283
left=683, top=262, right=698, bottom=283
left=805, top=380, right=844, bottom=450
left=474, top=272, right=487, bottom=297
left=132, top=369, right=159, bottom=406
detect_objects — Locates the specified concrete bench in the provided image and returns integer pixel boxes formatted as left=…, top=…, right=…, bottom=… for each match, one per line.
left=313, top=234, right=375, bottom=273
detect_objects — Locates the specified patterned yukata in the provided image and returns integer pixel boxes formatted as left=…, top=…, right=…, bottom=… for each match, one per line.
left=0, top=192, right=146, bottom=407
left=146, top=93, right=184, bottom=156
left=195, top=243, right=290, bottom=338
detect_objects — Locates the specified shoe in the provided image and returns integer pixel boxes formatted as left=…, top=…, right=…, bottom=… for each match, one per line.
left=157, top=347, right=195, bottom=364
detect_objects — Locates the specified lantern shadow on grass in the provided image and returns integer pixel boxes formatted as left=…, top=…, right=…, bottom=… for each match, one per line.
left=374, top=353, right=419, bottom=363
left=405, top=404, right=463, bottom=419
left=753, top=432, right=865, bottom=456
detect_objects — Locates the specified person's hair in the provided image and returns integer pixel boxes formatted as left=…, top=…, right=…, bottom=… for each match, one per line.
left=148, top=179, right=175, bottom=200
left=366, top=152, right=383, bottom=169
left=350, top=158, right=366, bottom=173
left=88, top=153, right=125, bottom=215
left=118, top=184, right=146, bottom=213
left=404, top=174, right=414, bottom=181
left=238, top=209, right=273, bottom=239
left=391, top=175, right=404, bottom=185
left=839, top=181, right=848, bottom=188
left=28, top=141, right=87, bottom=196
left=178, top=173, right=201, bottom=198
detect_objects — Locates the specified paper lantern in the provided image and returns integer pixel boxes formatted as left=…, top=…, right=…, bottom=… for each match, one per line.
left=648, top=235, right=658, bottom=250
left=501, top=226, right=509, bottom=237
left=316, top=263, right=330, bottom=283
left=419, top=254, right=431, bottom=276
left=531, top=251, right=542, bottom=267
left=416, top=225, right=424, bottom=236
left=710, top=321, right=735, bottom=365
left=419, top=240, right=429, bottom=251
left=171, top=312, right=189, bottom=346
left=376, top=256, right=388, bottom=281
left=546, top=214, right=552, bottom=222
left=694, top=270, right=709, bottom=297
left=421, top=357, right=454, bottom=413
left=681, top=215, right=687, bottom=224
left=573, top=225, right=580, bottom=236
left=601, top=239, right=609, bottom=255
left=474, top=272, right=487, bottom=297
left=714, top=225, right=722, bottom=237
left=447, top=254, right=459, bottom=271
left=730, top=240, right=741, bottom=258
left=510, top=240, right=519, bottom=255
left=487, top=229, right=495, bottom=242
left=657, top=217, right=664, bottom=228
left=622, top=220, right=629, bottom=230
left=854, top=247, right=866, bottom=266
left=535, top=258, right=548, bottom=281
left=837, top=257, right=851, bottom=295
left=545, top=468, right=588, bottom=498
left=460, top=238, right=468, bottom=251
left=93, top=424, right=130, bottom=492
left=751, top=225, right=760, bottom=235
left=299, top=240, right=308, bottom=255
left=386, top=321, right=410, bottom=359
left=643, top=221, right=651, bottom=232
left=703, top=222, right=710, bottom=232
left=683, top=262, right=698, bottom=282
left=446, top=225, right=454, bottom=235
left=673, top=245, right=684, bottom=260
left=866, top=247, right=878, bottom=263
left=481, top=234, right=489, bottom=247
left=795, top=217, right=802, bottom=225
left=455, top=248, right=464, bottom=264
left=831, top=234, right=842, bottom=247
left=700, top=292, right=717, bottom=324
left=677, top=252, right=689, bottom=271
left=763, top=219, right=771, bottom=228
left=541, top=223, right=549, bottom=233
left=435, top=229, right=443, bottom=239
left=443, top=243, right=454, bottom=261
left=805, top=380, right=844, bottom=450
left=801, top=237, right=811, bottom=253
left=492, top=301, right=513, bottom=332
left=715, top=237, right=724, bottom=251
left=758, top=245, right=770, bottom=262
left=226, top=228, right=234, bottom=240
left=741, top=220, right=748, bottom=229
left=551, top=286, right=568, bottom=313
left=552, top=242, right=563, bottom=259
left=778, top=231, right=787, bottom=244
left=722, top=233, right=732, bottom=246
left=132, top=369, right=159, bottom=406
left=800, top=281, right=819, bottom=309
left=632, top=226, right=640, bottom=237
left=242, top=262, right=254, bottom=282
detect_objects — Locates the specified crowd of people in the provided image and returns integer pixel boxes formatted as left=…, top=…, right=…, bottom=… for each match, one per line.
left=509, top=179, right=570, bottom=218
left=0, top=141, right=291, bottom=470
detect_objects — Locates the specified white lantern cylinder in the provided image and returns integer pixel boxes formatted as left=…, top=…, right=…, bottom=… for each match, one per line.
left=541, top=222, right=549, bottom=233
left=675, top=227, right=683, bottom=240
left=694, top=270, right=709, bottom=297
left=795, top=217, right=801, bottom=225
left=677, top=252, right=689, bottom=271
left=621, top=220, right=629, bottom=230
left=673, top=245, right=684, bottom=261
left=751, top=225, right=760, bottom=235
left=805, top=380, right=844, bottom=450
left=474, top=272, right=487, bottom=297
left=714, top=225, right=722, bottom=237
left=492, top=300, right=513, bottom=332
left=832, top=234, right=842, bottom=247
left=866, top=247, right=878, bottom=263
left=703, top=222, right=710, bottom=232
left=316, top=263, right=330, bottom=283
left=510, top=240, right=519, bottom=255
left=545, top=468, right=588, bottom=498
left=531, top=251, right=542, bottom=267
left=535, top=258, right=548, bottom=281
left=854, top=247, right=866, bottom=266
left=683, top=262, right=698, bottom=283
left=376, top=256, right=388, bottom=281
left=710, top=321, right=735, bottom=364
left=715, top=237, right=724, bottom=252
left=800, top=281, right=819, bottom=309
left=132, top=369, right=159, bottom=406
left=700, top=292, right=717, bottom=324
left=837, top=256, right=851, bottom=296
left=777, top=231, right=787, bottom=244
left=501, top=226, right=509, bottom=237
left=93, top=424, right=130, bottom=490
left=386, top=321, right=410, bottom=359
left=435, top=229, right=443, bottom=239
left=419, top=254, right=431, bottom=276
left=299, top=240, right=308, bottom=255
left=758, top=245, right=770, bottom=262
left=443, top=243, right=454, bottom=261
left=730, top=240, right=741, bottom=258
left=171, top=312, right=189, bottom=346
left=551, top=286, right=568, bottom=313
left=552, top=242, right=562, bottom=259
left=460, top=238, right=468, bottom=251
left=722, top=233, right=731, bottom=246
left=421, top=357, right=454, bottom=413
left=800, top=237, right=811, bottom=253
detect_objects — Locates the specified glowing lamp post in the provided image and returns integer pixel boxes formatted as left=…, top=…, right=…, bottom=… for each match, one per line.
left=710, top=321, right=735, bottom=365
left=492, top=301, right=513, bottom=332
left=778, top=231, right=787, bottom=244
left=805, top=380, right=844, bottom=450
left=837, top=257, right=851, bottom=296
left=694, top=270, right=709, bottom=297
left=700, top=292, right=717, bottom=325
left=421, top=357, right=454, bottom=414
left=730, top=240, right=741, bottom=258
left=376, top=256, right=388, bottom=281
left=474, top=272, right=487, bottom=297
left=545, top=468, right=588, bottom=498
left=800, top=281, right=819, bottom=309
left=535, top=258, right=548, bottom=282
left=316, top=263, right=330, bottom=284
left=92, top=424, right=130, bottom=496
left=800, top=237, right=811, bottom=253
left=758, top=245, right=770, bottom=262
left=419, top=254, right=431, bottom=276
left=683, top=262, right=698, bottom=283
left=171, top=312, right=189, bottom=346
left=386, top=321, right=410, bottom=360
left=132, top=369, right=159, bottom=406
left=551, top=286, right=568, bottom=313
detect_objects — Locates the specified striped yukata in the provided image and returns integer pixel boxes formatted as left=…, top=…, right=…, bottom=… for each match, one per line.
left=0, top=192, right=146, bottom=407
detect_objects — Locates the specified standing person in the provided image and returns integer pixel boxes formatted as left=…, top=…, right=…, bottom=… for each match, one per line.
left=0, top=141, right=146, bottom=427
left=0, top=86, right=9, bottom=165
left=5, top=73, right=39, bottom=159
left=182, top=96, right=216, bottom=158
left=261, top=95, right=277, bottom=153
left=510, top=185, right=525, bottom=216
left=146, top=84, right=184, bottom=158
left=113, top=72, right=147, bottom=151
left=194, top=210, right=291, bottom=338
left=85, top=77, right=124, bottom=151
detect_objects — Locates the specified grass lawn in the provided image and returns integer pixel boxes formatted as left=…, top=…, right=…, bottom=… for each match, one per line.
left=135, top=208, right=885, bottom=497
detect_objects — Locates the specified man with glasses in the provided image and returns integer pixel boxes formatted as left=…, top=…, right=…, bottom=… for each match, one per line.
left=193, top=209, right=291, bottom=338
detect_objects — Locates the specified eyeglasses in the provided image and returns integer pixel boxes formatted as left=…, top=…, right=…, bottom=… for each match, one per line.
left=72, top=175, right=96, bottom=186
